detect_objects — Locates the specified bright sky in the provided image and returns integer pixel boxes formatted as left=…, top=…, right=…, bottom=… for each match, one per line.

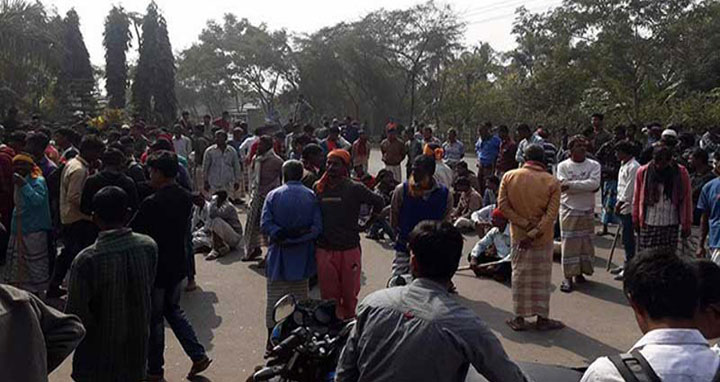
left=45, top=0, right=563, bottom=66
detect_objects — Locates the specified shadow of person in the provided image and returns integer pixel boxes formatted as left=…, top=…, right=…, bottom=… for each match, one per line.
left=574, top=279, right=629, bottom=306
left=188, top=376, right=213, bottom=382
left=456, top=296, right=622, bottom=366
left=181, top=288, right=221, bottom=352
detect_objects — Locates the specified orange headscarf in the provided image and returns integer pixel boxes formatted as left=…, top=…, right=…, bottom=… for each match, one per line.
left=12, top=154, right=42, bottom=179
left=316, top=149, right=351, bottom=194
left=422, top=144, right=444, bottom=161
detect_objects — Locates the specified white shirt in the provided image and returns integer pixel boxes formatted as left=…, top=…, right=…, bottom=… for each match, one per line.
left=645, top=185, right=679, bottom=226
left=581, top=329, right=720, bottom=382
left=173, top=135, right=192, bottom=159
left=238, top=135, right=258, bottom=162
left=557, top=158, right=601, bottom=211
left=616, top=158, right=640, bottom=215
left=471, top=204, right=496, bottom=224
left=202, top=144, right=241, bottom=189
left=471, top=225, right=511, bottom=258
left=434, top=160, right=455, bottom=189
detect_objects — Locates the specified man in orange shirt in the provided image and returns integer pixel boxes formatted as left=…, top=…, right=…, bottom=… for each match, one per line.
left=498, top=143, right=563, bottom=332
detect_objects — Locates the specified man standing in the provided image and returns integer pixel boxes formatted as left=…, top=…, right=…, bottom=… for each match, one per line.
left=47, top=135, right=105, bottom=298
left=475, top=122, right=501, bottom=191
left=172, top=124, right=193, bottom=160
left=351, top=129, right=370, bottom=172
left=633, top=146, right=692, bottom=253
left=595, top=126, right=626, bottom=236
left=202, top=130, right=241, bottom=197
left=698, top=151, right=720, bottom=264
left=212, top=111, right=231, bottom=133
left=25, top=132, right=56, bottom=179
left=556, top=136, right=601, bottom=293
left=242, top=136, right=283, bottom=262
left=335, top=221, right=527, bottom=382
left=80, top=149, right=139, bottom=216
left=498, top=144, right=563, bottom=331
left=301, top=143, right=324, bottom=189
left=404, top=127, right=423, bottom=181
left=496, top=125, right=518, bottom=177
left=380, top=125, right=407, bottom=182
left=320, top=126, right=351, bottom=154
left=590, top=113, right=610, bottom=154
left=314, top=149, right=384, bottom=319
left=442, top=128, right=465, bottom=168
left=131, top=151, right=211, bottom=380
left=514, top=124, right=542, bottom=167
left=261, top=160, right=322, bottom=345
left=612, top=141, right=640, bottom=280
left=66, top=186, right=157, bottom=382
left=389, top=155, right=453, bottom=281
left=421, top=126, right=441, bottom=146
left=191, top=125, right=210, bottom=190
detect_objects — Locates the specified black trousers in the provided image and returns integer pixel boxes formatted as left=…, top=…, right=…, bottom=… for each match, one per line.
left=50, top=220, right=98, bottom=288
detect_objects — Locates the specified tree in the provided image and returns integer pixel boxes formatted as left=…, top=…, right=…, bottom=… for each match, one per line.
left=56, top=9, right=96, bottom=118
left=103, top=6, right=131, bottom=109
left=131, top=2, right=176, bottom=125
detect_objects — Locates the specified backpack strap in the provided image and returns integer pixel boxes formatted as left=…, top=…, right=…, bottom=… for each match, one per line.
left=607, top=351, right=662, bottom=382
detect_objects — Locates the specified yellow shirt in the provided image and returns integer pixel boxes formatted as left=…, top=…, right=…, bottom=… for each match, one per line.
left=497, top=163, right=560, bottom=248
left=60, top=156, right=91, bottom=225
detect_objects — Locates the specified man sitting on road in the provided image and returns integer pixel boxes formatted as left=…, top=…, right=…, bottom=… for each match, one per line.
left=469, top=208, right=512, bottom=282
left=204, top=190, right=244, bottom=261
left=581, top=249, right=720, bottom=381
left=335, top=221, right=527, bottom=382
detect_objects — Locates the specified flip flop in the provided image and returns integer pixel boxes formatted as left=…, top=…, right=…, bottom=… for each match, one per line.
left=536, top=318, right=565, bottom=331
left=506, top=318, right=530, bottom=331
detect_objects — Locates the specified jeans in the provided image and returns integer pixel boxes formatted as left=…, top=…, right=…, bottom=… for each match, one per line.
left=50, top=220, right=98, bottom=288
left=618, top=213, right=635, bottom=263
left=148, top=282, right=206, bottom=375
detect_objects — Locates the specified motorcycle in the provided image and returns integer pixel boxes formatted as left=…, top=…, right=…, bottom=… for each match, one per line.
left=251, top=295, right=354, bottom=382
left=252, top=294, right=585, bottom=382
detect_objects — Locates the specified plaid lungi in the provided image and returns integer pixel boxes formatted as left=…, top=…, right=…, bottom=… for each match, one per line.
left=245, top=192, right=268, bottom=254
left=511, top=243, right=553, bottom=318
left=3, top=231, right=49, bottom=294
left=638, top=225, right=678, bottom=252
left=711, top=248, right=720, bottom=266
left=559, top=207, right=595, bottom=278
left=266, top=278, right=309, bottom=328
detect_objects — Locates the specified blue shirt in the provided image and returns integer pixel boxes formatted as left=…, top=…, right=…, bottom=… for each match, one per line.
left=698, top=177, right=720, bottom=248
left=474, top=135, right=501, bottom=166
left=11, top=176, right=52, bottom=234
left=261, top=181, right=323, bottom=281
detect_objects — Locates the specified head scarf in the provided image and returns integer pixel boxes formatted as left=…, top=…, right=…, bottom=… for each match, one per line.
left=12, top=154, right=41, bottom=179
left=422, top=144, right=444, bottom=161
left=316, top=149, right=351, bottom=194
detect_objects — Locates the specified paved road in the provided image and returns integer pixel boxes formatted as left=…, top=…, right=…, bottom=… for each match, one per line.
left=51, top=150, right=639, bottom=381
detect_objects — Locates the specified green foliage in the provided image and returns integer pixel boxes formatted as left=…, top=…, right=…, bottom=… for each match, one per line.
left=131, top=2, right=177, bottom=125
left=56, top=9, right=96, bottom=119
left=103, top=6, right=131, bottom=109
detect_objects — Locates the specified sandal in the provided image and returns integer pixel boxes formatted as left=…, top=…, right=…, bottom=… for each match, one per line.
left=560, top=279, right=573, bottom=293
left=506, top=317, right=530, bottom=331
left=536, top=317, right=565, bottom=331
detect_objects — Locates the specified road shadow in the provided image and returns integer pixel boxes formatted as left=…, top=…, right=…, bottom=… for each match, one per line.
left=182, top=288, right=221, bottom=352
left=216, top=247, right=247, bottom=265
left=456, top=296, right=621, bottom=365
left=574, top=280, right=629, bottom=307
left=188, top=376, right=213, bottom=382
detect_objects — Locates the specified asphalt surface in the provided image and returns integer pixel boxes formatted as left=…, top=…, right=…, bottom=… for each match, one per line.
left=50, top=150, right=640, bottom=382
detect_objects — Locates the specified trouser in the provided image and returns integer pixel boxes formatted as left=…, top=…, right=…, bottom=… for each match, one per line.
left=148, top=282, right=206, bottom=375
left=618, top=213, right=635, bottom=263
left=208, top=217, right=243, bottom=249
left=384, top=164, right=402, bottom=183
left=601, top=180, right=618, bottom=225
left=186, top=219, right=195, bottom=281
left=50, top=220, right=98, bottom=289
left=315, top=246, right=362, bottom=320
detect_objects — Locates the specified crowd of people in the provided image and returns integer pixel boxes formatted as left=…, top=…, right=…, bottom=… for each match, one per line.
left=1, top=107, right=720, bottom=382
